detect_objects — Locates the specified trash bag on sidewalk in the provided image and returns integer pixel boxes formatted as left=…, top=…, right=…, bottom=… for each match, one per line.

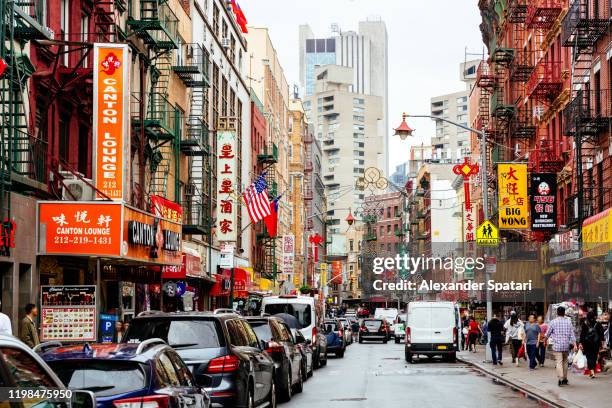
left=572, top=349, right=586, bottom=370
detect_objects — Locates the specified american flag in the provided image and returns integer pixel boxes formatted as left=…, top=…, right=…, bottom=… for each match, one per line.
left=243, top=173, right=271, bottom=224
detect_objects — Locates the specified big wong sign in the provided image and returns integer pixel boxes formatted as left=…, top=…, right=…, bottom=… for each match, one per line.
left=38, top=202, right=182, bottom=265
left=497, top=163, right=529, bottom=229
left=93, top=43, right=130, bottom=200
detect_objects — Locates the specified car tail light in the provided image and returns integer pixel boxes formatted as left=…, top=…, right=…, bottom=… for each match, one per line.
left=114, top=395, right=169, bottom=408
left=312, top=326, right=317, bottom=344
left=360, top=326, right=367, bottom=332
left=266, top=341, right=285, bottom=354
left=206, top=355, right=240, bottom=373
left=338, top=328, right=344, bottom=338
left=453, top=327, right=458, bottom=343
left=405, top=327, right=411, bottom=344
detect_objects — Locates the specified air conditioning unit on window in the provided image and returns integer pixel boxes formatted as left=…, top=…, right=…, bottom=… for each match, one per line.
left=62, top=179, right=95, bottom=201
left=221, top=37, right=231, bottom=48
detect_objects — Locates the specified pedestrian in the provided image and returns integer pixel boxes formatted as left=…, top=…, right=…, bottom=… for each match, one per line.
left=545, top=306, right=577, bottom=387
left=0, top=300, right=12, bottom=336
left=467, top=317, right=482, bottom=353
left=481, top=319, right=488, bottom=345
left=504, top=311, right=524, bottom=367
left=487, top=314, right=504, bottom=365
left=19, top=303, right=40, bottom=348
left=461, top=312, right=470, bottom=351
left=536, top=315, right=548, bottom=367
left=114, top=320, right=124, bottom=343
left=351, top=319, right=359, bottom=342
left=524, top=314, right=541, bottom=370
left=579, top=310, right=604, bottom=378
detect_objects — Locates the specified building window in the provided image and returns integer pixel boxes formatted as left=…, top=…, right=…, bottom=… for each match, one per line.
left=213, top=4, right=220, bottom=36
left=349, top=239, right=354, bottom=251
left=60, top=0, right=69, bottom=66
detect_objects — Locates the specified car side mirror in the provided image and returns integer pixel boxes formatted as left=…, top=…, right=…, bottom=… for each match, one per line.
left=295, top=336, right=305, bottom=344
left=195, top=373, right=212, bottom=387
left=260, top=340, right=269, bottom=351
left=305, top=339, right=312, bottom=345
left=70, top=390, right=96, bottom=408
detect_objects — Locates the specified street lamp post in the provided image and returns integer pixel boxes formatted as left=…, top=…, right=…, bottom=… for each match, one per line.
left=394, top=113, right=493, bottom=362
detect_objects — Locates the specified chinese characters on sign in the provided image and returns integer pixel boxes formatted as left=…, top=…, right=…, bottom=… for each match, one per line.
left=281, top=235, right=295, bottom=274
left=93, top=44, right=129, bottom=200
left=582, top=208, right=612, bottom=258
left=463, top=206, right=475, bottom=242
left=216, top=130, right=238, bottom=242
left=530, top=173, right=557, bottom=231
left=38, top=202, right=123, bottom=256
left=497, top=163, right=529, bottom=229
left=151, top=195, right=183, bottom=223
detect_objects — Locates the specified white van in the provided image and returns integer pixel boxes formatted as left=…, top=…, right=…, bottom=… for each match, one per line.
left=261, top=295, right=321, bottom=343
left=404, top=301, right=459, bottom=362
left=374, top=307, right=398, bottom=325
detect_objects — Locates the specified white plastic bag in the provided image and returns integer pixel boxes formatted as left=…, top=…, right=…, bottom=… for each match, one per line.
left=572, top=349, right=586, bottom=370
left=567, top=350, right=575, bottom=367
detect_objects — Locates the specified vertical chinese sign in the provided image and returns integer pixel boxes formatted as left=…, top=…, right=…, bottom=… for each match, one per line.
left=216, top=130, right=237, bottom=242
left=497, top=163, right=529, bottom=229
left=93, top=44, right=130, bottom=200
left=281, top=235, right=295, bottom=275
left=530, top=173, right=557, bottom=232
left=330, top=261, right=343, bottom=285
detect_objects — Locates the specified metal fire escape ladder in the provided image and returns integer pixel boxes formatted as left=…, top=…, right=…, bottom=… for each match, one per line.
left=93, top=0, right=126, bottom=42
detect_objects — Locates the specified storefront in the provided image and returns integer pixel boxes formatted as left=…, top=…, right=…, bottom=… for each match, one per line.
left=38, top=201, right=183, bottom=334
left=161, top=249, right=215, bottom=312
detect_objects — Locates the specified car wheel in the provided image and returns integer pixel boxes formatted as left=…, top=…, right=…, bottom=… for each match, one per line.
left=383, top=339, right=388, bottom=344
left=279, top=369, right=292, bottom=402
left=446, top=352, right=457, bottom=363
left=313, top=353, right=320, bottom=369
left=293, top=367, right=304, bottom=393
left=358, top=337, right=363, bottom=344
left=405, top=349, right=413, bottom=363
left=336, top=349, right=345, bottom=358
left=267, top=380, right=277, bottom=408
left=395, top=337, right=400, bottom=344
left=321, top=356, right=327, bottom=366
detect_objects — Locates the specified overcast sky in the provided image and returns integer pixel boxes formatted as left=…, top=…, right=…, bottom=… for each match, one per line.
left=243, top=0, right=483, bottom=175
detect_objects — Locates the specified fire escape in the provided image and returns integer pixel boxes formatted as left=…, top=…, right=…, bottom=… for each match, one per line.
left=561, top=0, right=611, bottom=228
left=303, top=131, right=314, bottom=285
left=127, top=0, right=179, bottom=200
left=0, top=0, right=53, bottom=253
left=256, top=126, right=279, bottom=280
left=173, top=43, right=211, bottom=235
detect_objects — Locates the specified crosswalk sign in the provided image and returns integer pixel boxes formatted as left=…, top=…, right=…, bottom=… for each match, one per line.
left=476, top=220, right=500, bottom=247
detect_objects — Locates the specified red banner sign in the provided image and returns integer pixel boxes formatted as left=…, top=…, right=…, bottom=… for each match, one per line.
left=151, top=195, right=183, bottom=224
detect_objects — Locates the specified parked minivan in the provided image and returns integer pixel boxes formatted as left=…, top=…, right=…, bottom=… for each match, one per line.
left=404, top=302, right=459, bottom=363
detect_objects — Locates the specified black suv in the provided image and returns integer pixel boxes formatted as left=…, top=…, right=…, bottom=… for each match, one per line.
left=123, top=312, right=276, bottom=408
left=246, top=316, right=304, bottom=402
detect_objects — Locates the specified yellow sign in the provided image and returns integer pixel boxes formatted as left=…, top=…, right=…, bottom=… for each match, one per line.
left=497, top=163, right=529, bottom=229
left=582, top=208, right=612, bottom=257
left=476, top=220, right=500, bottom=247
left=320, top=263, right=327, bottom=286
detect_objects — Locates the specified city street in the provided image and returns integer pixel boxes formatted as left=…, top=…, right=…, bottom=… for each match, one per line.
left=282, top=342, right=541, bottom=408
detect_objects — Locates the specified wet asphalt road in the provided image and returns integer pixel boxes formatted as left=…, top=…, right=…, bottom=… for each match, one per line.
left=281, top=339, right=541, bottom=408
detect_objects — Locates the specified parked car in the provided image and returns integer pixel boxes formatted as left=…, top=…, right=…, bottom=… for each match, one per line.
left=358, top=319, right=389, bottom=344
left=261, top=295, right=327, bottom=368
left=374, top=308, right=399, bottom=336
left=394, top=314, right=407, bottom=343
left=122, top=312, right=276, bottom=408
left=245, top=316, right=303, bottom=401
left=41, top=341, right=209, bottom=408
left=337, top=318, right=353, bottom=345
left=404, top=301, right=459, bottom=363
left=213, top=308, right=236, bottom=315
left=0, top=335, right=96, bottom=408
left=322, top=319, right=346, bottom=358
left=291, top=329, right=314, bottom=379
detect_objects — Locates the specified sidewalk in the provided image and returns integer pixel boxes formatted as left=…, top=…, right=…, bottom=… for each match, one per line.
left=458, top=347, right=611, bottom=408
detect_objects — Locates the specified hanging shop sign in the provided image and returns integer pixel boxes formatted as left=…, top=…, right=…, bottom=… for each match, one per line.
left=124, top=206, right=181, bottom=265
left=282, top=234, right=295, bottom=274
left=151, top=195, right=183, bottom=223
left=0, top=219, right=16, bottom=256
left=93, top=43, right=130, bottom=201
left=476, top=220, right=500, bottom=247
left=464, top=205, right=475, bottom=242
left=38, top=202, right=123, bottom=256
left=320, top=263, right=328, bottom=288
left=530, top=173, right=557, bottom=232
left=162, top=252, right=203, bottom=279
left=549, top=230, right=580, bottom=264
left=216, top=130, right=238, bottom=242
left=582, top=208, right=612, bottom=258
left=38, top=202, right=181, bottom=265
left=330, top=261, right=343, bottom=285
left=40, top=285, right=97, bottom=342
left=219, top=243, right=235, bottom=268
left=497, top=163, right=529, bottom=229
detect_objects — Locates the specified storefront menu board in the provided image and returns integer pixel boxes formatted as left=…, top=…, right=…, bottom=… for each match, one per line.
left=41, top=285, right=97, bottom=342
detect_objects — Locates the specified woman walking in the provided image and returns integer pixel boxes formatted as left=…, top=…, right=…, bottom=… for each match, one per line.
left=580, top=310, right=605, bottom=378
left=524, top=314, right=541, bottom=370
left=504, top=311, right=524, bottom=367
left=468, top=317, right=483, bottom=352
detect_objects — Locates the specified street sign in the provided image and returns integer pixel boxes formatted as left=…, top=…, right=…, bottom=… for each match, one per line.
left=485, top=256, right=497, bottom=274
left=476, top=220, right=500, bottom=247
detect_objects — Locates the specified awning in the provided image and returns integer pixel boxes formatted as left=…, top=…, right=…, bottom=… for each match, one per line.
left=233, top=268, right=252, bottom=299
left=210, top=269, right=232, bottom=297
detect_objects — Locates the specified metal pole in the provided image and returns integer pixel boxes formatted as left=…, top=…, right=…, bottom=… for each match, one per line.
left=229, top=267, right=235, bottom=308
left=480, top=129, right=493, bottom=363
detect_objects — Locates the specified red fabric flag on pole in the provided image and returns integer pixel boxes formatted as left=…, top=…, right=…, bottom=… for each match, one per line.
left=263, top=197, right=279, bottom=238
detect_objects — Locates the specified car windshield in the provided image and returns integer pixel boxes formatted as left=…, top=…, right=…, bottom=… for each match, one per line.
left=364, top=320, right=382, bottom=330
left=250, top=321, right=273, bottom=341
left=124, top=318, right=224, bottom=349
left=263, top=304, right=312, bottom=328
left=49, top=360, right=146, bottom=397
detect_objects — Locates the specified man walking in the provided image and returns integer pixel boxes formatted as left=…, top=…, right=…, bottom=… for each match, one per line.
left=524, top=314, right=541, bottom=370
left=488, top=313, right=504, bottom=365
left=545, top=306, right=576, bottom=386
left=19, top=304, right=40, bottom=348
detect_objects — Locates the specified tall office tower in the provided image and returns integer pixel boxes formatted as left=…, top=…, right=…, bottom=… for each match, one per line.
left=299, top=18, right=389, bottom=173
left=430, top=59, right=481, bottom=163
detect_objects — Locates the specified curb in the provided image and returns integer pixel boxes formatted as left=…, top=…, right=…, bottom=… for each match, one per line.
left=457, top=356, right=581, bottom=408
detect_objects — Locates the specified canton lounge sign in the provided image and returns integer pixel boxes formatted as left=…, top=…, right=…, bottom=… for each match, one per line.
left=530, top=173, right=557, bottom=232
left=128, top=219, right=180, bottom=256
